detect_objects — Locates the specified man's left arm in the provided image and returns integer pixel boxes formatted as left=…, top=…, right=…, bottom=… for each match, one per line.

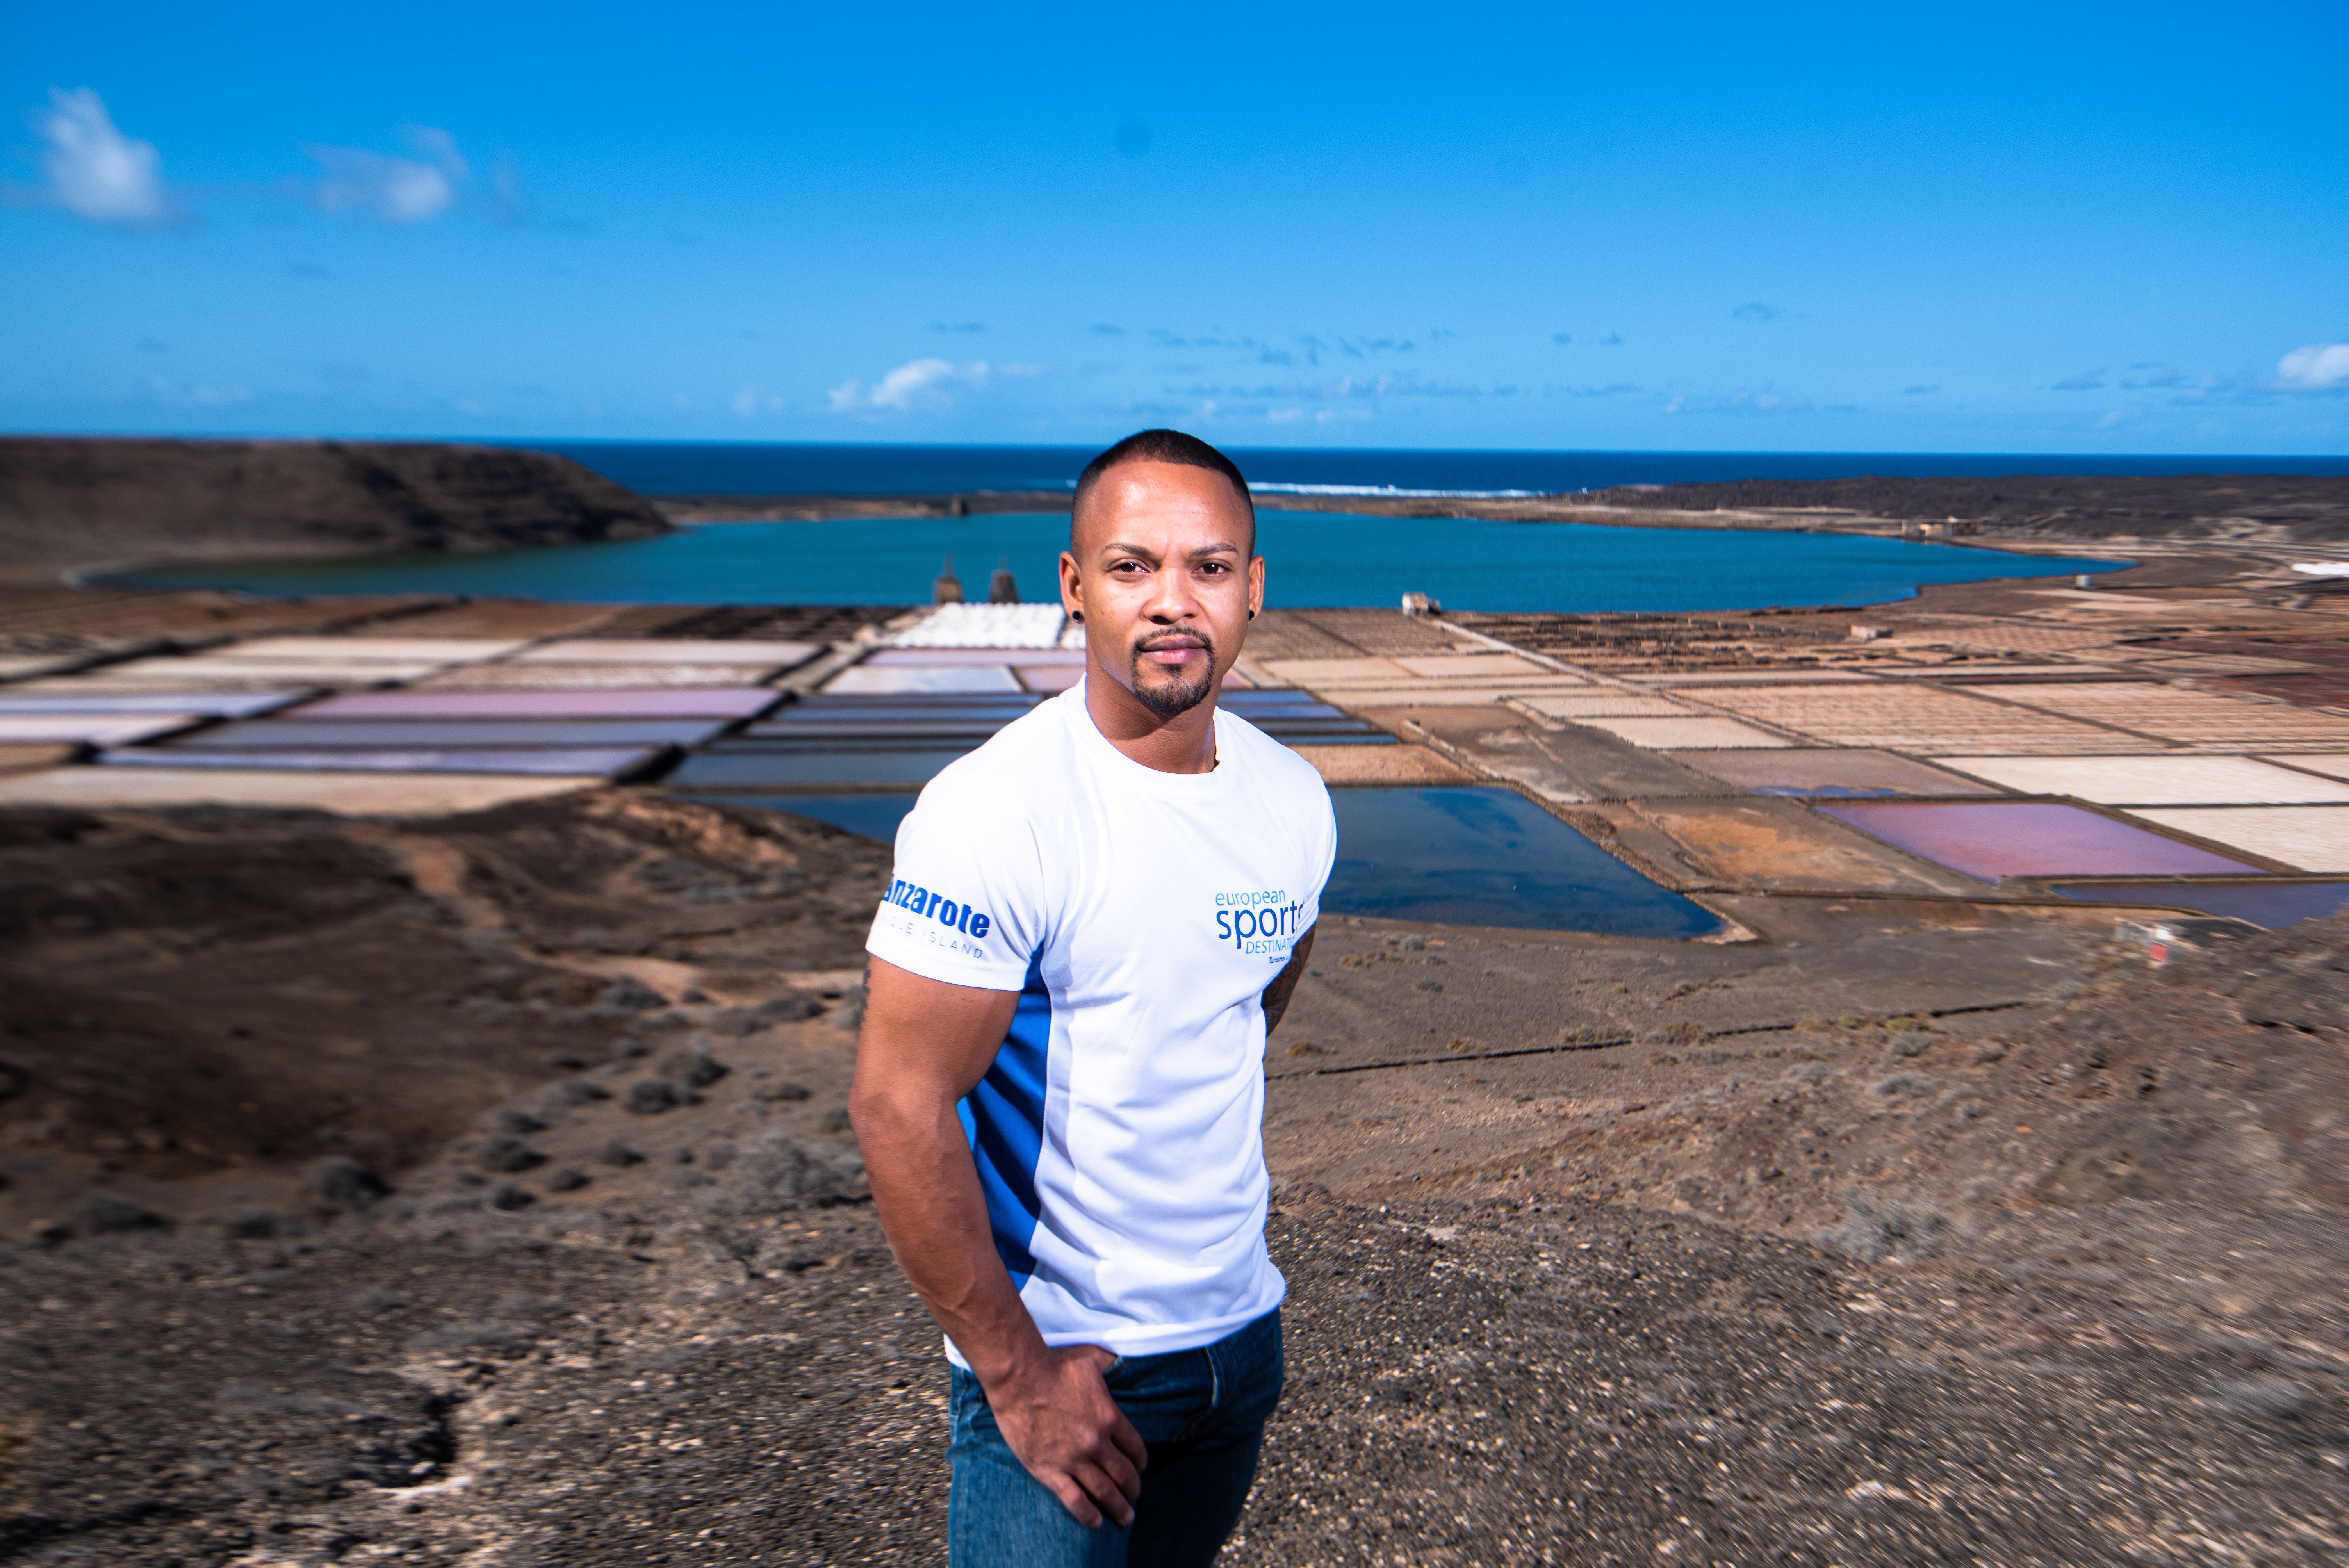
left=1261, top=922, right=1316, bottom=1038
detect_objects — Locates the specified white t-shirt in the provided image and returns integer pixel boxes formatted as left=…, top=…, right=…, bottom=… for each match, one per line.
left=866, top=681, right=1337, bottom=1361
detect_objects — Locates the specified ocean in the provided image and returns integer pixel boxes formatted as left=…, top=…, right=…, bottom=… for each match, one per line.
left=130, top=510, right=2127, bottom=613
left=512, top=440, right=2349, bottom=499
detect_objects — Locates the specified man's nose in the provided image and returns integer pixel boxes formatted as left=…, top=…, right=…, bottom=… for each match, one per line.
left=1143, top=565, right=1197, bottom=621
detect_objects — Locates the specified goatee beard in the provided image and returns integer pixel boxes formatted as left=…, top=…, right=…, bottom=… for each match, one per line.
left=1129, top=634, right=1216, bottom=717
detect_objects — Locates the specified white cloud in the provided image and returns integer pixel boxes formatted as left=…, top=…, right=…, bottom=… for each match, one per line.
left=37, top=88, right=172, bottom=227
left=23, top=102, right=517, bottom=231
left=1657, top=388, right=1822, bottom=417
left=399, top=125, right=468, bottom=181
left=732, top=383, right=784, bottom=417
left=1264, top=407, right=1370, bottom=426
left=2277, top=341, right=2349, bottom=392
left=305, top=127, right=467, bottom=223
left=827, top=358, right=991, bottom=413
left=872, top=358, right=977, bottom=408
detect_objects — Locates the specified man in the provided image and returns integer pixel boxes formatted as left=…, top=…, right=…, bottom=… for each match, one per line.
left=851, top=429, right=1335, bottom=1566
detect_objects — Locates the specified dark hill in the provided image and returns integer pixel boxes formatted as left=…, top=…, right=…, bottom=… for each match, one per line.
left=0, top=437, right=670, bottom=572
left=1580, top=471, right=2349, bottom=541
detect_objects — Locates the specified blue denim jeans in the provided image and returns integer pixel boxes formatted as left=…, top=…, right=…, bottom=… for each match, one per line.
left=947, top=1309, right=1283, bottom=1568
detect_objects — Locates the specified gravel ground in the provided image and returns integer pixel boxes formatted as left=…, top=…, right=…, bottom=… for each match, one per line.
left=7, top=796, right=2349, bottom=1565
left=5, top=1187, right=2342, bottom=1566
left=1244, top=1199, right=2347, bottom=1567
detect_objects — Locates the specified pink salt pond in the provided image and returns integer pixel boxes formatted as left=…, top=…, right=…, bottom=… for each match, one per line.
left=1818, top=800, right=2262, bottom=880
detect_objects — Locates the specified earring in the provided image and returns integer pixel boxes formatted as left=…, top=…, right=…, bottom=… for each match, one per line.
left=1070, top=610, right=1083, bottom=623
left=1248, top=609, right=1256, bottom=620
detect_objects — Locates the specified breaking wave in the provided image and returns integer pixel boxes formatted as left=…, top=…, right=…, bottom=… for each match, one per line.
left=1249, top=481, right=1551, bottom=499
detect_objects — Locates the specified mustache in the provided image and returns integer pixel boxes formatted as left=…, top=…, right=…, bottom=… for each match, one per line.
left=1132, top=629, right=1215, bottom=659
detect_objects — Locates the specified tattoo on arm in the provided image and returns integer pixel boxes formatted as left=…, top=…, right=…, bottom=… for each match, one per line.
left=1261, top=923, right=1316, bottom=1038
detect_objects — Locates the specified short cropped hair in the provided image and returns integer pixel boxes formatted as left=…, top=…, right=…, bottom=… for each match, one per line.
left=1071, top=429, right=1255, bottom=548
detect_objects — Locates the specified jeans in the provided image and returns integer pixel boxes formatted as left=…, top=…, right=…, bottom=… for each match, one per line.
left=947, top=1309, right=1283, bottom=1568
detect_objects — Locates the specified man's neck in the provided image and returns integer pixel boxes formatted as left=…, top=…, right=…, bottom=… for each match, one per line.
left=1082, top=659, right=1220, bottom=775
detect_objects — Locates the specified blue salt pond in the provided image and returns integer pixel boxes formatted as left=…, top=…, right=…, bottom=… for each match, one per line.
left=693, top=784, right=1718, bottom=938
left=1321, top=788, right=1721, bottom=935
left=669, top=746, right=976, bottom=788
left=681, top=791, right=925, bottom=845
left=2051, top=880, right=2349, bottom=930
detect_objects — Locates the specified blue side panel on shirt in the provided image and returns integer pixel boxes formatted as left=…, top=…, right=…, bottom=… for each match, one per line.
left=961, top=950, right=1051, bottom=1285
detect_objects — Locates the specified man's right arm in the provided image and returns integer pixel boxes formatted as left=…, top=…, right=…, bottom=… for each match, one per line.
left=849, top=956, right=1146, bottom=1528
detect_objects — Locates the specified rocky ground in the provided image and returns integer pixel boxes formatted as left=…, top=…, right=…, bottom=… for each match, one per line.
left=5, top=1190, right=2341, bottom=1566
left=1573, top=473, right=2349, bottom=543
left=3, top=793, right=2346, bottom=1564
left=0, top=793, right=887, bottom=1233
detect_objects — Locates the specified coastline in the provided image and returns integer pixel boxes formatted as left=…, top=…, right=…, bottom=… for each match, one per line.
left=652, top=470, right=2349, bottom=546
left=9, top=445, right=2332, bottom=592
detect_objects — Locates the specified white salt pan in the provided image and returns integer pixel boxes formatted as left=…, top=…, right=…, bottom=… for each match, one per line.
left=2124, top=807, right=2349, bottom=872
left=890, top=604, right=1068, bottom=650
left=0, top=714, right=207, bottom=745
left=1937, top=755, right=2349, bottom=806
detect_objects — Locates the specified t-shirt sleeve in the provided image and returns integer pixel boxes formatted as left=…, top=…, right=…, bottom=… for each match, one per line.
left=865, top=779, right=1045, bottom=991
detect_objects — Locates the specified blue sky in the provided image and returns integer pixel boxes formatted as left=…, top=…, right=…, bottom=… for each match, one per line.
left=3, top=1, right=2345, bottom=454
